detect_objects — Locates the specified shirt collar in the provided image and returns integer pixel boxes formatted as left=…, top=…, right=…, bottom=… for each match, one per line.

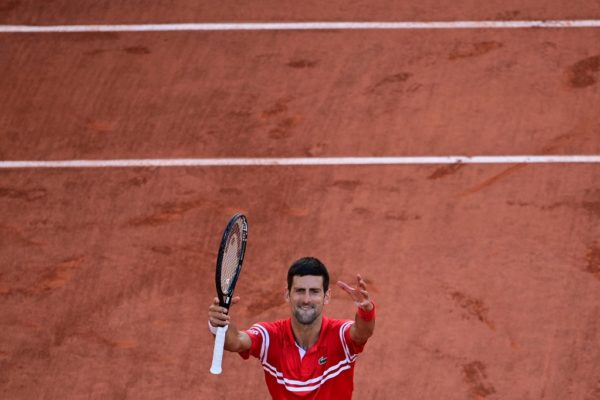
left=286, top=315, right=330, bottom=348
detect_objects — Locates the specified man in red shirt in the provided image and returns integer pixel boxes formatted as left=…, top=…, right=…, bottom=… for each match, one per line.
left=208, top=257, right=376, bottom=399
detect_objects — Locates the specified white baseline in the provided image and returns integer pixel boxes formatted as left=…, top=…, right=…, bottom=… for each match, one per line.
left=2, top=20, right=600, bottom=33
left=1, top=156, right=600, bottom=169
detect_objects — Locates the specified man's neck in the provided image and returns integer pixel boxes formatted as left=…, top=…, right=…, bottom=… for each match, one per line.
left=291, top=316, right=323, bottom=350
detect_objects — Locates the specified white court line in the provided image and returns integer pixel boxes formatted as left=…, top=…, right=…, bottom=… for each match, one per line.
left=1, top=156, right=600, bottom=169
left=2, top=20, right=600, bottom=33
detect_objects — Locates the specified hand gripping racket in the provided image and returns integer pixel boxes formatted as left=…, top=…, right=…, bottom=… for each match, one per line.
left=210, top=213, right=248, bottom=375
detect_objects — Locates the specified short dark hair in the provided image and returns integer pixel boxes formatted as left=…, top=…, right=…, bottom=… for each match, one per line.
left=287, top=257, right=329, bottom=292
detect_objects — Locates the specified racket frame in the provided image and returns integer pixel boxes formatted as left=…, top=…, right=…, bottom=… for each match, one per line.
left=214, top=213, right=248, bottom=309
left=210, top=213, right=248, bottom=375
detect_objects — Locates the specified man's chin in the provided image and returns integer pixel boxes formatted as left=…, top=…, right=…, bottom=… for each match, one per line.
left=294, top=309, right=318, bottom=325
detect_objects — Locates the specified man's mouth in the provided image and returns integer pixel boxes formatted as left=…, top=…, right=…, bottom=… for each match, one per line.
left=294, top=304, right=319, bottom=325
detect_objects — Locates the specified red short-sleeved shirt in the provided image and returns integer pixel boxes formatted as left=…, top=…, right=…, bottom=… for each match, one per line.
left=239, top=316, right=366, bottom=399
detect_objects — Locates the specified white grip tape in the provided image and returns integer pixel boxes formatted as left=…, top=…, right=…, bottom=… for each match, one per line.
left=210, top=325, right=228, bottom=374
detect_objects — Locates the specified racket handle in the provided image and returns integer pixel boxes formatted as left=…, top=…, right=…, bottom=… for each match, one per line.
left=210, top=325, right=229, bottom=374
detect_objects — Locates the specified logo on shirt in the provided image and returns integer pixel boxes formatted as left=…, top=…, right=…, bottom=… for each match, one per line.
left=318, top=356, right=327, bottom=365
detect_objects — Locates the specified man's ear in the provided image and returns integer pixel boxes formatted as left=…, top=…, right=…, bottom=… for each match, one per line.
left=284, top=287, right=290, bottom=302
left=324, top=289, right=331, bottom=305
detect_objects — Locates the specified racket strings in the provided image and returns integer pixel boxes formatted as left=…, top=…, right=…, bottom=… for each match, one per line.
left=220, top=220, right=243, bottom=293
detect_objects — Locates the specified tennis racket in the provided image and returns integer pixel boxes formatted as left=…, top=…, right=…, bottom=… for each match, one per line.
left=210, top=213, right=248, bottom=375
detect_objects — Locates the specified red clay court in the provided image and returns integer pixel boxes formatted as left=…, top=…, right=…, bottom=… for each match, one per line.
left=1, top=2, right=600, bottom=399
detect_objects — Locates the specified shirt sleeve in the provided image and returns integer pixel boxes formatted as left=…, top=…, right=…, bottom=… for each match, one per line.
left=238, top=324, right=264, bottom=360
left=343, top=321, right=366, bottom=355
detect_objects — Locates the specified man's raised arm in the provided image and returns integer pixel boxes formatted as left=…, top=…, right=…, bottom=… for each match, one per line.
left=336, top=274, right=376, bottom=345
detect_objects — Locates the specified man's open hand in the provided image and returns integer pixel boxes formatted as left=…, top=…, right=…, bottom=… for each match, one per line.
left=336, top=274, right=373, bottom=311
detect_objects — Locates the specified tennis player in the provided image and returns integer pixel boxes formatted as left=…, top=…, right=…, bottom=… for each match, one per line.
left=208, top=257, right=375, bottom=399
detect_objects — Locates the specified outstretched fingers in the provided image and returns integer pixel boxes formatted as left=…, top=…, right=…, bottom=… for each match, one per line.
left=336, top=280, right=355, bottom=295
left=337, top=277, right=370, bottom=304
left=356, top=274, right=367, bottom=291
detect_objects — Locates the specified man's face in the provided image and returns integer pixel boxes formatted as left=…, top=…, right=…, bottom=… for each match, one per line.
left=287, top=275, right=330, bottom=325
